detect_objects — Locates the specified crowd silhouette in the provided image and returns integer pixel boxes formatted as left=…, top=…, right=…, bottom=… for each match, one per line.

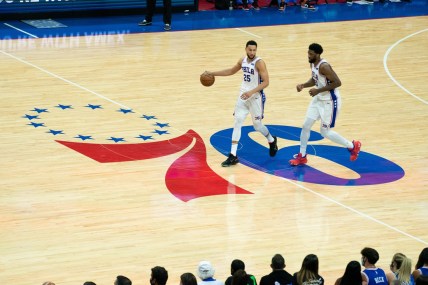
left=42, top=247, right=428, bottom=285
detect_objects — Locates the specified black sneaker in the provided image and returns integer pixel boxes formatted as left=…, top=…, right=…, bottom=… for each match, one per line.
left=164, top=23, right=171, bottom=31
left=279, top=1, right=285, bottom=10
left=221, top=153, right=239, bottom=167
left=138, top=20, right=152, bottom=26
left=269, top=136, right=278, bottom=157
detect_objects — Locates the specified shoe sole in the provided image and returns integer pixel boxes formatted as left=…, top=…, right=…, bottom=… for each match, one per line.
left=289, top=160, right=307, bottom=166
left=221, top=161, right=239, bottom=167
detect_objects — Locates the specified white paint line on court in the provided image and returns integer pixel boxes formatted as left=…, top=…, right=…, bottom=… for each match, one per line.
left=384, top=28, right=428, bottom=105
left=235, top=28, right=262, bottom=38
left=0, top=49, right=129, bottom=109
left=3, top=23, right=39, bottom=38
left=281, top=177, right=428, bottom=245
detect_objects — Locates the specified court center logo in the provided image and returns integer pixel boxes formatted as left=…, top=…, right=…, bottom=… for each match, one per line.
left=24, top=105, right=404, bottom=201
left=211, top=125, right=405, bottom=186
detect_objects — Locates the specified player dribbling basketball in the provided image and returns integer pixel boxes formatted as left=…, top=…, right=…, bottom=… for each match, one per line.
left=203, top=40, right=278, bottom=167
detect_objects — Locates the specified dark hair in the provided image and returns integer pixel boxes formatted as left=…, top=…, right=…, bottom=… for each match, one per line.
left=339, top=261, right=362, bottom=285
left=297, top=254, right=319, bottom=285
left=116, top=275, right=132, bottom=285
left=416, top=275, right=428, bottom=285
left=231, top=259, right=245, bottom=273
left=309, top=43, right=323, bottom=55
left=180, top=273, right=197, bottom=285
left=361, top=247, right=380, bottom=265
left=415, top=248, right=428, bottom=269
left=271, top=254, right=286, bottom=270
left=83, top=282, right=97, bottom=285
left=232, top=269, right=248, bottom=285
left=152, top=266, right=168, bottom=285
left=246, top=40, right=257, bottom=47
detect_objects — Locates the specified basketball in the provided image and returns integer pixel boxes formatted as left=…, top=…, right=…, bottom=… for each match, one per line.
left=200, top=73, right=215, bottom=87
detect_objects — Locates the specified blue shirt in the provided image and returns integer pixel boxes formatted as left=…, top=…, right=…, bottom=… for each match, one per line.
left=363, top=268, right=388, bottom=285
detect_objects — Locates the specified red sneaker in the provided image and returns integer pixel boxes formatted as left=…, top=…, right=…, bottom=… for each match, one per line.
left=349, top=140, right=361, bottom=161
left=289, top=153, right=307, bottom=166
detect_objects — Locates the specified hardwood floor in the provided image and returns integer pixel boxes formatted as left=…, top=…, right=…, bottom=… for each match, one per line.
left=1, top=16, right=427, bottom=285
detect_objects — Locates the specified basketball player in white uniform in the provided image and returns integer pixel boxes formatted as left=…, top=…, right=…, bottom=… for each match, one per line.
left=289, top=43, right=361, bottom=166
left=203, top=40, right=278, bottom=167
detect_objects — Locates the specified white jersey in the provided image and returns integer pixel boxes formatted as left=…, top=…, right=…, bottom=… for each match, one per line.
left=311, top=59, right=340, bottom=101
left=240, top=56, right=263, bottom=95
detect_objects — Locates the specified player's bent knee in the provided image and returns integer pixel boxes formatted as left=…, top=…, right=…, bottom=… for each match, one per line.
left=253, top=121, right=264, bottom=133
left=320, top=127, right=329, bottom=138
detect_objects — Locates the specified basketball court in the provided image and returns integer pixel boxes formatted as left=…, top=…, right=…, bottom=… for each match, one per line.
left=1, top=3, right=427, bottom=285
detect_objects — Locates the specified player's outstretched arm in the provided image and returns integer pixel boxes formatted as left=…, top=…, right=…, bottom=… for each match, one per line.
left=204, top=58, right=242, bottom=77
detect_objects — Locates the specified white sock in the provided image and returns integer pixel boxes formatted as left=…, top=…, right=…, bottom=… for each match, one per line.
left=231, top=143, right=238, bottom=156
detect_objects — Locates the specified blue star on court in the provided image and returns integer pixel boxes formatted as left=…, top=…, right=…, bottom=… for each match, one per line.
left=85, top=104, right=102, bottom=110
left=31, top=108, right=48, bottom=113
left=23, top=114, right=39, bottom=120
left=28, top=122, right=45, bottom=128
left=118, top=108, right=134, bottom=114
left=55, top=104, right=72, bottom=110
left=141, top=115, right=157, bottom=120
left=136, top=134, right=153, bottom=141
left=47, top=129, right=64, bottom=135
left=75, top=135, right=94, bottom=141
left=108, top=137, right=125, bottom=143
left=154, top=122, right=169, bottom=128
left=153, top=129, right=169, bottom=135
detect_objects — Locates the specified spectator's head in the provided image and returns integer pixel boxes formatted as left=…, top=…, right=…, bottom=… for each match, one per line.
left=296, top=254, right=319, bottom=285
left=231, top=259, right=245, bottom=275
left=301, top=254, right=319, bottom=274
left=115, top=275, right=132, bottom=285
left=197, top=261, right=215, bottom=280
left=151, top=266, right=168, bottom=285
left=361, top=247, right=380, bottom=266
left=180, top=273, right=197, bottom=285
left=391, top=253, right=412, bottom=276
left=231, top=269, right=248, bottom=285
left=341, top=260, right=362, bottom=283
left=416, top=248, right=428, bottom=269
left=271, top=254, right=286, bottom=270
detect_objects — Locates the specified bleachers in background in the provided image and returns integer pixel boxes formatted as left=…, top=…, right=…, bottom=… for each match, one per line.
left=0, top=0, right=198, bottom=19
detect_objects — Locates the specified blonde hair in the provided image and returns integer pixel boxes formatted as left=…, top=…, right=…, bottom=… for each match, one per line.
left=392, top=253, right=412, bottom=284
